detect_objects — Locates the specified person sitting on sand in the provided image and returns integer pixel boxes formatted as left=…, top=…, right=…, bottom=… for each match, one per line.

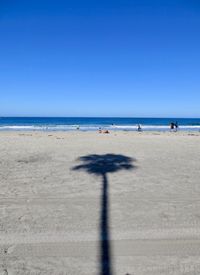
left=103, top=130, right=110, bottom=134
left=98, top=128, right=109, bottom=134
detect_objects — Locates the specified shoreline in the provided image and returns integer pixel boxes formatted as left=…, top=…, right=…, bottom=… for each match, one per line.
left=0, top=130, right=200, bottom=135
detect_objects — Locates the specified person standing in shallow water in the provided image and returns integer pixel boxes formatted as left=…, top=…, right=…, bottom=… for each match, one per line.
left=170, top=122, right=174, bottom=131
left=137, top=124, right=142, bottom=132
left=170, top=122, right=178, bottom=132
left=175, top=121, right=178, bottom=132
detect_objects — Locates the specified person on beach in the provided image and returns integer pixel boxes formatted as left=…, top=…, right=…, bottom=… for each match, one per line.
left=99, top=128, right=109, bottom=134
left=170, top=122, right=178, bottom=132
left=175, top=121, right=178, bottom=131
left=137, top=124, right=142, bottom=132
left=170, top=122, right=175, bottom=131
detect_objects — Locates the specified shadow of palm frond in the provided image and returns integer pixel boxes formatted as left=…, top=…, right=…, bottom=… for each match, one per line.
left=73, top=154, right=135, bottom=175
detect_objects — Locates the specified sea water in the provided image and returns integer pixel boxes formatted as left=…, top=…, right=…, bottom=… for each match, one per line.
left=0, top=117, right=200, bottom=131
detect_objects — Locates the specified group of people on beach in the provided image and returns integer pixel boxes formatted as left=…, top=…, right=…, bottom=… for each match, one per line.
left=137, top=122, right=179, bottom=132
left=76, top=122, right=179, bottom=133
left=170, top=122, right=178, bottom=132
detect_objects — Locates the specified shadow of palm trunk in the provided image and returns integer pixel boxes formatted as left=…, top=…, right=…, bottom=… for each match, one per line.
left=100, top=173, right=112, bottom=275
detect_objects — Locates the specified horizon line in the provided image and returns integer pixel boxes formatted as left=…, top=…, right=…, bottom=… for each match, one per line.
left=1, top=116, right=200, bottom=119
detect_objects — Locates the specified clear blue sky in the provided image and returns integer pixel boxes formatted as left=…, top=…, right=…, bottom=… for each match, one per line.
left=0, top=0, right=200, bottom=117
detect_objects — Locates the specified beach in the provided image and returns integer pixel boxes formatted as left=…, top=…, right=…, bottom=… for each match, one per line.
left=0, top=131, right=200, bottom=275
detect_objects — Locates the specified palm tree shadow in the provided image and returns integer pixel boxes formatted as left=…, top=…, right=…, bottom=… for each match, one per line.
left=72, top=154, right=136, bottom=275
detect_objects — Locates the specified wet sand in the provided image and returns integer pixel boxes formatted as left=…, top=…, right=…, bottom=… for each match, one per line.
left=0, top=131, right=200, bottom=275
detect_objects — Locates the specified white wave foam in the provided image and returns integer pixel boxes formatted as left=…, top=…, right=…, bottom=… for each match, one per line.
left=0, top=124, right=200, bottom=131
left=0, top=126, right=38, bottom=129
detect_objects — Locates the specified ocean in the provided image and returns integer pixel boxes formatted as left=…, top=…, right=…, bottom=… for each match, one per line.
left=0, top=117, right=200, bottom=131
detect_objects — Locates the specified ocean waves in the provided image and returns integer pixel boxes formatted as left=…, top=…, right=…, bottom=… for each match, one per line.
left=0, top=124, right=200, bottom=131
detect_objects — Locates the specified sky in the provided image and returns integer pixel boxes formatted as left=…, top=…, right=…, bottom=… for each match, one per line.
left=0, top=0, right=200, bottom=117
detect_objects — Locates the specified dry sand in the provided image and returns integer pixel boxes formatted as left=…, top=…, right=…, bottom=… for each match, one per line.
left=0, top=131, right=200, bottom=275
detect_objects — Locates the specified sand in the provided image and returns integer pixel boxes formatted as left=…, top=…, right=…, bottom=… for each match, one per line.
left=0, top=131, right=200, bottom=275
